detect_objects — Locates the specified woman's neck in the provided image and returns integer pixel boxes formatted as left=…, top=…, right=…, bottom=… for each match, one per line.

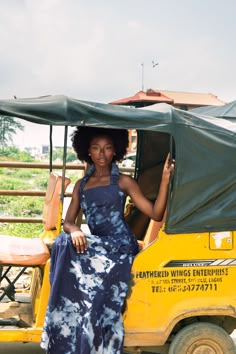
left=93, top=166, right=111, bottom=178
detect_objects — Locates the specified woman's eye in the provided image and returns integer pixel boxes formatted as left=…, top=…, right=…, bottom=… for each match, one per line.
left=91, top=146, right=99, bottom=151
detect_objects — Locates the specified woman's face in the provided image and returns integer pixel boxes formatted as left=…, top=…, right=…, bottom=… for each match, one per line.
left=89, top=134, right=115, bottom=167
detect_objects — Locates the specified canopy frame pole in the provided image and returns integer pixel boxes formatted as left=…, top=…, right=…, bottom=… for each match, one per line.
left=61, top=126, right=68, bottom=205
left=49, top=125, right=53, bottom=172
left=167, top=135, right=174, bottom=218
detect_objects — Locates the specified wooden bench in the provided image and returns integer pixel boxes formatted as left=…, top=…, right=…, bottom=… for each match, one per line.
left=0, top=173, right=70, bottom=301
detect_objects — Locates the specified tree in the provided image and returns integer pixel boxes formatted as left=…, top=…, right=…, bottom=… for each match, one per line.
left=0, top=116, right=24, bottom=146
left=51, top=147, right=77, bottom=162
left=0, top=146, right=34, bottom=162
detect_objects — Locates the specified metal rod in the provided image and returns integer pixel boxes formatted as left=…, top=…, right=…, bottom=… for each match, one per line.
left=61, top=126, right=68, bottom=204
left=0, top=190, right=46, bottom=196
left=141, top=63, right=144, bottom=91
left=0, top=162, right=85, bottom=169
left=0, top=190, right=72, bottom=197
left=0, top=216, right=87, bottom=224
left=0, top=162, right=133, bottom=172
left=0, top=217, right=43, bottom=223
left=49, top=125, right=53, bottom=172
left=167, top=135, right=174, bottom=218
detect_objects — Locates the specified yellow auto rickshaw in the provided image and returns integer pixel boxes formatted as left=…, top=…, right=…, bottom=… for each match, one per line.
left=0, top=96, right=236, bottom=353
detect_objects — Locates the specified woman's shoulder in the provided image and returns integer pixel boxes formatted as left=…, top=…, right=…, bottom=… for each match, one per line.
left=73, top=178, right=83, bottom=192
left=119, top=172, right=132, bottom=180
left=118, top=173, right=136, bottom=190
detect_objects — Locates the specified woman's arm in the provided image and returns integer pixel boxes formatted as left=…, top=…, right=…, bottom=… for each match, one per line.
left=63, top=179, right=88, bottom=253
left=120, top=153, right=174, bottom=221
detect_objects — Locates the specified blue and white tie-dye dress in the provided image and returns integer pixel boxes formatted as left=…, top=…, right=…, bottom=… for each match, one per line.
left=41, top=162, right=139, bottom=354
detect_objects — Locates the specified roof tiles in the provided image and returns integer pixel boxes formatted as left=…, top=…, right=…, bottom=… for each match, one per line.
left=110, top=89, right=225, bottom=107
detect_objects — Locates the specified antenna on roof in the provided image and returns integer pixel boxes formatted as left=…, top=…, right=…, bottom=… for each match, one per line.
left=141, top=62, right=144, bottom=91
left=141, top=61, right=159, bottom=91
left=152, top=60, right=159, bottom=68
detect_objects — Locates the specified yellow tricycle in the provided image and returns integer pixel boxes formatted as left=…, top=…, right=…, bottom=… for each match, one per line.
left=0, top=96, right=236, bottom=353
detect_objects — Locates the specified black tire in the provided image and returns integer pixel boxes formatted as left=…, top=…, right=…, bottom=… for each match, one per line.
left=169, top=322, right=236, bottom=354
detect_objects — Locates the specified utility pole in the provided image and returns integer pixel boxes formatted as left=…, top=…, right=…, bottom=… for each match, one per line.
left=141, top=62, right=144, bottom=91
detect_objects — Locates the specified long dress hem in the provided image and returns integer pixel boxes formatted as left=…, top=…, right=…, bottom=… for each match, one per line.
left=41, top=162, right=138, bottom=354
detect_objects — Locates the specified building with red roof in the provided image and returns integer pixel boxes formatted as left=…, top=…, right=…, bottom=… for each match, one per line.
left=110, top=89, right=226, bottom=152
left=110, top=89, right=225, bottom=110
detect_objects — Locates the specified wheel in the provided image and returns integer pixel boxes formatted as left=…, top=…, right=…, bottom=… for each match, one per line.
left=169, top=322, right=236, bottom=354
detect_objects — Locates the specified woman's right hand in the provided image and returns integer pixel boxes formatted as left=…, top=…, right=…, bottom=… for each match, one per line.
left=71, top=230, right=88, bottom=253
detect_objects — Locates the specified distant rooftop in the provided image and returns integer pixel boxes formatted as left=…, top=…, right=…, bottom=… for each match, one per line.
left=110, top=89, right=226, bottom=109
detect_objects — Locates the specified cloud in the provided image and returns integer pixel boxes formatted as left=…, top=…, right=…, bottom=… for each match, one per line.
left=0, top=0, right=235, bottom=105
left=0, top=0, right=234, bottom=147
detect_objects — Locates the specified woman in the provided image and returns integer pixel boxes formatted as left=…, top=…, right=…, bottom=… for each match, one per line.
left=41, top=127, right=174, bottom=354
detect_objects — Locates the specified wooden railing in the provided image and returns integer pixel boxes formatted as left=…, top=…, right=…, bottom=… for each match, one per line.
left=0, top=161, right=134, bottom=224
left=0, top=161, right=85, bottom=170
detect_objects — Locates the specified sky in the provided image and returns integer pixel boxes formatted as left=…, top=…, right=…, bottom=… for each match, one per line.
left=0, top=0, right=235, bottom=147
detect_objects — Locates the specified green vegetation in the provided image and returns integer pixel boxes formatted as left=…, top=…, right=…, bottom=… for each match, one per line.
left=52, top=147, right=77, bottom=162
left=1, top=223, right=44, bottom=239
left=0, top=116, right=24, bottom=146
left=0, top=169, right=48, bottom=237
left=0, top=146, right=34, bottom=162
left=0, top=147, right=81, bottom=238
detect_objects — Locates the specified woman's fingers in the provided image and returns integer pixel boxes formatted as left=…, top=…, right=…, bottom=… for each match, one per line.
left=170, top=158, right=175, bottom=171
left=71, top=231, right=88, bottom=253
left=166, top=152, right=175, bottom=171
left=162, top=153, right=175, bottom=184
left=75, top=236, right=87, bottom=253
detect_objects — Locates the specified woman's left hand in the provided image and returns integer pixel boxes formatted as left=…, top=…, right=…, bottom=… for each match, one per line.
left=162, top=153, right=175, bottom=183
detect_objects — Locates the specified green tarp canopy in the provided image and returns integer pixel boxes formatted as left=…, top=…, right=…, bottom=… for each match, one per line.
left=191, top=100, right=236, bottom=122
left=0, top=95, right=236, bottom=234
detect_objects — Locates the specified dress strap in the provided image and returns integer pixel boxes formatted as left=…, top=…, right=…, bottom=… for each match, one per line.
left=79, top=162, right=119, bottom=193
left=79, top=164, right=95, bottom=193
left=110, top=162, right=120, bottom=185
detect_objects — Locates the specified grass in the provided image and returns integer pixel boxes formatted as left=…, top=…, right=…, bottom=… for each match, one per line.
left=0, top=222, right=44, bottom=238
left=0, top=147, right=85, bottom=238
left=0, top=164, right=85, bottom=238
left=0, top=161, right=54, bottom=237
